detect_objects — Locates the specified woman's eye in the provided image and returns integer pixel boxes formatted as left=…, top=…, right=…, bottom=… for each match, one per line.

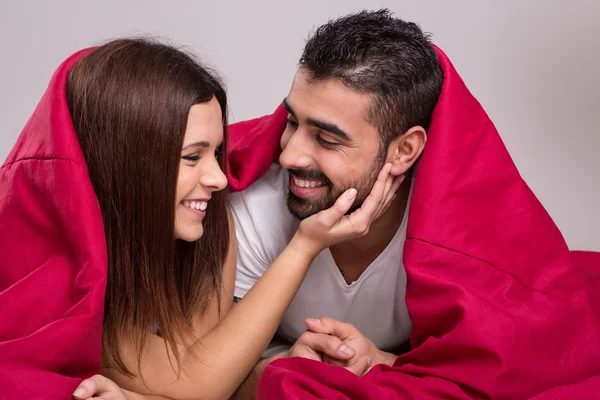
left=182, top=154, right=200, bottom=162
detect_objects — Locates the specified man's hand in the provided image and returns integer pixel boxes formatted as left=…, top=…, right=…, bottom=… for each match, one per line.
left=304, top=317, right=398, bottom=374
left=288, top=329, right=354, bottom=360
left=259, top=329, right=373, bottom=377
left=232, top=328, right=374, bottom=399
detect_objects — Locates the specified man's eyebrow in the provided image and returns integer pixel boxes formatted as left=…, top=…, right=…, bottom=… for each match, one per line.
left=307, top=118, right=351, bottom=142
left=282, top=98, right=351, bottom=142
left=282, top=98, right=295, bottom=117
left=182, top=141, right=210, bottom=150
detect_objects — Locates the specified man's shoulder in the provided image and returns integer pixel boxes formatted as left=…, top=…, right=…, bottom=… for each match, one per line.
left=229, top=163, right=288, bottom=202
left=228, top=163, right=298, bottom=252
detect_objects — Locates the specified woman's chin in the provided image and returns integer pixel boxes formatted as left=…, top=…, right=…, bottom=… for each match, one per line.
left=174, top=226, right=204, bottom=242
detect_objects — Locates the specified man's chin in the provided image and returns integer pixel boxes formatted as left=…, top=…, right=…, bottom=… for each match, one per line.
left=286, top=189, right=365, bottom=219
left=286, top=203, right=319, bottom=220
left=286, top=192, right=328, bottom=220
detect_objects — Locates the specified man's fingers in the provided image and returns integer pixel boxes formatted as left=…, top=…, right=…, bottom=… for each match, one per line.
left=345, top=355, right=373, bottom=376
left=305, top=317, right=356, bottom=341
left=322, top=353, right=349, bottom=367
left=294, top=330, right=355, bottom=360
left=289, top=343, right=322, bottom=361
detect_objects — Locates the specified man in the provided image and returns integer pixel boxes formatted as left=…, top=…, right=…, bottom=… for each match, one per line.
left=229, top=8, right=440, bottom=393
left=227, top=9, right=600, bottom=400
left=231, top=8, right=439, bottom=357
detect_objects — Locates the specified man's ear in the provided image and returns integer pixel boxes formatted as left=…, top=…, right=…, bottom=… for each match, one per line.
left=385, top=126, right=427, bottom=176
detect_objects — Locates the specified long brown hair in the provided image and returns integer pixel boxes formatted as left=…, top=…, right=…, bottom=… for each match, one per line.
left=66, top=38, right=230, bottom=376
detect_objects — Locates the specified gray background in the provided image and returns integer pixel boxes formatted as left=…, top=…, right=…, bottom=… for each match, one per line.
left=1, top=0, right=598, bottom=250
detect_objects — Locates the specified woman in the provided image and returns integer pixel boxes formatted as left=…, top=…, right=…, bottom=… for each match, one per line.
left=0, top=38, right=398, bottom=400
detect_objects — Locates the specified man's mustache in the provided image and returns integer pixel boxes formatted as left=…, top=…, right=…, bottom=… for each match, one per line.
left=287, top=169, right=332, bottom=186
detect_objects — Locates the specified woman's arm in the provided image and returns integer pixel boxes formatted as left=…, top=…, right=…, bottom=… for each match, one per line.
left=102, top=165, right=399, bottom=400
left=105, top=212, right=324, bottom=400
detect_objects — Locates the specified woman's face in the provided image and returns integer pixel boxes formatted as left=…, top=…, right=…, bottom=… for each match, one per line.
left=174, top=97, right=228, bottom=241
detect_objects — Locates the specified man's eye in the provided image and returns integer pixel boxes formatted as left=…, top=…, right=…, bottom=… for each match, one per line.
left=286, top=119, right=298, bottom=128
left=317, top=135, right=338, bottom=147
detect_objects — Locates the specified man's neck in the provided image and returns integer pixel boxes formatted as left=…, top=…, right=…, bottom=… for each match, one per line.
left=329, top=174, right=411, bottom=284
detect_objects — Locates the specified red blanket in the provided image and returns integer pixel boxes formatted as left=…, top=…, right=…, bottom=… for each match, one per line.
left=0, top=49, right=105, bottom=399
left=228, top=46, right=600, bottom=399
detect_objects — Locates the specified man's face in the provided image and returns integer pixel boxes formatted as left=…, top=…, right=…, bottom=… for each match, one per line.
left=280, top=68, right=385, bottom=220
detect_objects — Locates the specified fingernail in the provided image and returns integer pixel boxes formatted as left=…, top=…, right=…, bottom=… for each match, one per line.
left=340, top=345, right=353, bottom=356
left=387, top=164, right=392, bottom=173
left=367, top=357, right=373, bottom=366
left=308, top=318, right=320, bottom=325
left=73, top=388, right=86, bottom=398
left=345, top=188, right=357, bottom=199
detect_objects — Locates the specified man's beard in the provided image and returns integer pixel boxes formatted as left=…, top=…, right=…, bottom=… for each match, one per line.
left=286, top=158, right=384, bottom=220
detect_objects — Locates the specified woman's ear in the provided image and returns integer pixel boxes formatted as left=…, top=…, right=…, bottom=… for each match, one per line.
left=385, top=126, right=427, bottom=176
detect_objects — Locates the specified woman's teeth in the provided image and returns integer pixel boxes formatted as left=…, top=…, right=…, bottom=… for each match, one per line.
left=293, top=176, right=323, bottom=188
left=183, top=200, right=207, bottom=211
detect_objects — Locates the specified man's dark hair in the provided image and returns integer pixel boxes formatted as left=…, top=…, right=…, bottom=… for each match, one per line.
left=300, top=9, right=444, bottom=148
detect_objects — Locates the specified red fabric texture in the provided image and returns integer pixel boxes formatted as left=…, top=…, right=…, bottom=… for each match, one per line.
left=228, top=46, right=600, bottom=399
left=0, top=49, right=106, bottom=399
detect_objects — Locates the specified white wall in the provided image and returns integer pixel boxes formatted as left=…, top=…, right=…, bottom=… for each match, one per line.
left=1, top=0, right=598, bottom=250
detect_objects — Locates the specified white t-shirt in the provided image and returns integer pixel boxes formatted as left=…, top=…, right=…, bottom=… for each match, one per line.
left=229, top=164, right=412, bottom=351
